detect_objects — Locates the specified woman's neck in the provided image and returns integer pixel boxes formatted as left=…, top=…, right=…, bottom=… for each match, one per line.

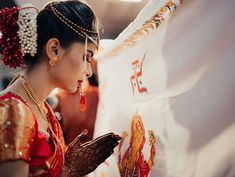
left=4, top=64, right=55, bottom=105
left=23, top=67, right=55, bottom=103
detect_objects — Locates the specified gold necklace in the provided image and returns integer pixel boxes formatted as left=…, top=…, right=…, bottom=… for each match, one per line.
left=20, top=75, right=65, bottom=164
left=20, top=75, right=48, bottom=121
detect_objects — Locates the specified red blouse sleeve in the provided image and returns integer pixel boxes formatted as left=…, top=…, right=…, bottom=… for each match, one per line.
left=0, top=97, right=36, bottom=163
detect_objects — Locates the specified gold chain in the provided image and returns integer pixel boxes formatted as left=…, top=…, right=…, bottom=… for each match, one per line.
left=48, top=4, right=99, bottom=47
left=20, top=75, right=65, bottom=164
left=20, top=75, right=48, bottom=121
left=50, top=4, right=97, bottom=34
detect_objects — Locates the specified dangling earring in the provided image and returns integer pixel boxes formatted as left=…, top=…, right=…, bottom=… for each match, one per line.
left=80, top=36, right=88, bottom=112
left=49, top=57, right=57, bottom=67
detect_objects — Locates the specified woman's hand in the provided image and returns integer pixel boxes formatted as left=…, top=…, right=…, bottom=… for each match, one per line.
left=61, top=132, right=121, bottom=177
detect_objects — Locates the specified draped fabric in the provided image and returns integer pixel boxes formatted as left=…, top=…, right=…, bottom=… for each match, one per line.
left=91, top=0, right=235, bottom=176
left=0, top=92, right=64, bottom=177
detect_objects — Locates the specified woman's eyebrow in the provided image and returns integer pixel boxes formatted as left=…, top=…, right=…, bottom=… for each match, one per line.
left=87, top=50, right=94, bottom=57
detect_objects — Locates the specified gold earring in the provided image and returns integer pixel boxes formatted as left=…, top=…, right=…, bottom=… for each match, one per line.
left=49, top=57, right=57, bottom=67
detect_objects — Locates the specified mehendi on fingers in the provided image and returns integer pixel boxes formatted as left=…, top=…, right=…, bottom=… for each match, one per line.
left=62, top=133, right=121, bottom=176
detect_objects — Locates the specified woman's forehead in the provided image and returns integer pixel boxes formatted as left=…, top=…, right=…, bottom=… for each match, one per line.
left=70, top=42, right=96, bottom=53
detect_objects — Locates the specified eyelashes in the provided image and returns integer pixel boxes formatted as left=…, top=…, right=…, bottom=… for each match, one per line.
left=83, top=53, right=92, bottom=63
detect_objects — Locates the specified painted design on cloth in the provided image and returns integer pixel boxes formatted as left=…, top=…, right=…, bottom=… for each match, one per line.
left=118, top=113, right=156, bottom=177
left=106, top=0, right=182, bottom=58
left=130, top=53, right=148, bottom=95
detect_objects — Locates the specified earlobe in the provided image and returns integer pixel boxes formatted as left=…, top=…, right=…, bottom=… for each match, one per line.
left=49, top=57, right=58, bottom=67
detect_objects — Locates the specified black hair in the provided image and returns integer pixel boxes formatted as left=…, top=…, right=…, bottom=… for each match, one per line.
left=24, top=0, right=99, bottom=69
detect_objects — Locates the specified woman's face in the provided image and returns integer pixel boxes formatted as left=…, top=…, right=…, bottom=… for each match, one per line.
left=50, top=41, right=96, bottom=93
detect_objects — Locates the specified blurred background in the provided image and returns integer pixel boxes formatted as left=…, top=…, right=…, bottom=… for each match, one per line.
left=0, top=0, right=148, bottom=39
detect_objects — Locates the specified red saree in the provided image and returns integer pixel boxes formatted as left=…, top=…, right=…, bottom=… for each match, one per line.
left=0, top=92, right=65, bottom=177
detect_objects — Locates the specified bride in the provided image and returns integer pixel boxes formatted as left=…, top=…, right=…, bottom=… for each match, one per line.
left=0, top=1, right=121, bottom=176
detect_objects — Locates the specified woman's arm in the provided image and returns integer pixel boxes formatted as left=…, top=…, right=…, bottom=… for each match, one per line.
left=0, top=160, right=29, bottom=177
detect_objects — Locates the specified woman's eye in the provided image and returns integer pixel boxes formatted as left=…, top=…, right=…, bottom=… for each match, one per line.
left=87, top=55, right=92, bottom=63
left=83, top=53, right=91, bottom=63
left=87, top=59, right=91, bottom=63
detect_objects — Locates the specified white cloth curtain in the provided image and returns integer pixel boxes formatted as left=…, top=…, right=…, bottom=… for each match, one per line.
left=91, top=0, right=235, bottom=176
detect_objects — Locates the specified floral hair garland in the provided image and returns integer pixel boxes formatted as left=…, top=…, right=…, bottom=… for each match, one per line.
left=0, top=7, right=23, bottom=68
left=17, top=5, right=38, bottom=57
left=0, top=4, right=38, bottom=68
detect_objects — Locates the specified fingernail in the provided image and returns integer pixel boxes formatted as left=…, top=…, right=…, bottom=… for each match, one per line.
left=82, top=129, right=88, bottom=135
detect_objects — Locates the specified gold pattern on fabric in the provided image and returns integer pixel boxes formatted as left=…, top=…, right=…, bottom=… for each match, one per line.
left=105, top=1, right=181, bottom=58
left=0, top=97, right=36, bottom=163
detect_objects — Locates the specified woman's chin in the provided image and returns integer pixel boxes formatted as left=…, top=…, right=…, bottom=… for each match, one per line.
left=71, top=87, right=79, bottom=93
left=65, top=85, right=78, bottom=93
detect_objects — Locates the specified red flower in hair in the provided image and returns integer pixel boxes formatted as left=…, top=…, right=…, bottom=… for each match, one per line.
left=0, top=7, right=24, bottom=68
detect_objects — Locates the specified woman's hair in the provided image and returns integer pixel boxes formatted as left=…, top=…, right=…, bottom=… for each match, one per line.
left=0, top=0, right=99, bottom=69
left=24, top=0, right=100, bottom=69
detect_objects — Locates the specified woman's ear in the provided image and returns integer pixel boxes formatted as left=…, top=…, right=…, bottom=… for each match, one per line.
left=46, top=38, right=60, bottom=59
left=46, top=38, right=61, bottom=66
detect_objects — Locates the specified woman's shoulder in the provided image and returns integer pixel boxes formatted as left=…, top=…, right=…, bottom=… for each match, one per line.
left=0, top=91, right=37, bottom=163
left=0, top=91, right=36, bottom=128
left=0, top=90, right=26, bottom=103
